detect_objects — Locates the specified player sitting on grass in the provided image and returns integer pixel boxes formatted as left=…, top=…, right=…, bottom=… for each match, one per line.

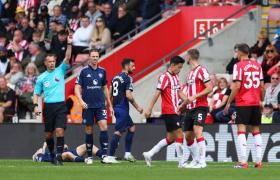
left=32, top=142, right=112, bottom=163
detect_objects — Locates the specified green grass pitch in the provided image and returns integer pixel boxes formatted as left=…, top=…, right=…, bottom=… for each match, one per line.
left=0, top=160, right=280, bottom=180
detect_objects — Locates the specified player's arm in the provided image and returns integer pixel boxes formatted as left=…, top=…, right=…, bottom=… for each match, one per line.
left=194, top=81, right=213, bottom=99
left=126, top=90, right=143, bottom=114
left=260, top=80, right=265, bottom=102
left=74, top=84, right=88, bottom=109
left=178, top=89, right=187, bottom=102
left=145, top=90, right=161, bottom=118
left=224, top=81, right=241, bottom=115
left=103, top=85, right=114, bottom=116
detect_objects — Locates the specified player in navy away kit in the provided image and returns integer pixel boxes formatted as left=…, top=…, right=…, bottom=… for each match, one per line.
left=109, top=58, right=143, bottom=163
left=75, top=49, right=113, bottom=164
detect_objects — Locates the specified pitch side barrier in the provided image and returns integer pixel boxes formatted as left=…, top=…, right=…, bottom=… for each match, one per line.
left=0, top=124, right=279, bottom=162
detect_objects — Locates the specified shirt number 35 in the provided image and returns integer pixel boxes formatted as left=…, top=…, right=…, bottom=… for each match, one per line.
left=244, top=71, right=260, bottom=89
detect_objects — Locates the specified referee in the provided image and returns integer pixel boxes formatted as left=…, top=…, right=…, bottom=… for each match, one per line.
left=33, top=34, right=72, bottom=166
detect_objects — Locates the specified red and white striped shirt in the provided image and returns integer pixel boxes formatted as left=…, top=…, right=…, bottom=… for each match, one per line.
left=185, top=65, right=210, bottom=109
left=7, top=40, right=29, bottom=61
left=157, top=71, right=181, bottom=114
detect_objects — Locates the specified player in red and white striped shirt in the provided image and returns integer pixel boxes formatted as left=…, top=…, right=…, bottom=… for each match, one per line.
left=224, top=44, right=265, bottom=168
left=143, top=56, right=187, bottom=167
left=179, top=49, right=213, bottom=168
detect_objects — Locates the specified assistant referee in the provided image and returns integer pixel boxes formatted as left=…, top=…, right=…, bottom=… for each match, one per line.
left=33, top=34, right=73, bottom=166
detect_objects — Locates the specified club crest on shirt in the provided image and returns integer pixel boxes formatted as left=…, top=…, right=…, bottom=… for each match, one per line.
left=55, top=76, right=60, bottom=82
left=98, top=73, right=103, bottom=78
left=44, top=81, right=50, bottom=87
left=187, top=79, right=195, bottom=84
left=93, top=79, right=98, bottom=85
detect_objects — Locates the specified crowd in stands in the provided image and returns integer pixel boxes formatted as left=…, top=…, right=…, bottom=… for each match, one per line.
left=209, top=28, right=280, bottom=125
left=0, top=0, right=278, bottom=124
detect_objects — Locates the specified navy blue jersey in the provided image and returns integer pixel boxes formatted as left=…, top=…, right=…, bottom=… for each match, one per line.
left=76, top=65, right=107, bottom=108
left=111, top=72, right=133, bottom=109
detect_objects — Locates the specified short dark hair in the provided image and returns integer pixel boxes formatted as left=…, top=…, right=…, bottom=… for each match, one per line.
left=58, top=30, right=68, bottom=35
left=89, top=48, right=100, bottom=55
left=45, top=53, right=57, bottom=61
left=170, top=56, right=185, bottom=65
left=81, top=15, right=90, bottom=20
left=121, top=58, right=135, bottom=68
left=235, top=43, right=250, bottom=55
left=187, top=49, right=200, bottom=60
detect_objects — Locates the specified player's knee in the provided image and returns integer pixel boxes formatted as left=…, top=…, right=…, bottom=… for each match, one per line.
left=85, top=126, right=93, bottom=134
left=55, top=128, right=64, bottom=137
left=114, top=131, right=122, bottom=136
left=99, top=121, right=108, bottom=131
left=129, top=126, right=136, bottom=132
left=45, top=132, right=53, bottom=139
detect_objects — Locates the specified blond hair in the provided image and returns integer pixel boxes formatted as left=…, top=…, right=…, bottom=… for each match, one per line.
left=25, top=62, right=39, bottom=76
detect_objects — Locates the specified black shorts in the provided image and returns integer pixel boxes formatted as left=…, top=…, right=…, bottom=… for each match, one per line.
left=235, top=106, right=261, bottom=126
left=184, top=107, right=208, bottom=131
left=161, top=114, right=182, bottom=132
left=43, top=102, right=67, bottom=132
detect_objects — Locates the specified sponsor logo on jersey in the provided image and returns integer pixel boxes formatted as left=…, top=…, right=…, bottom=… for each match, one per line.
left=93, top=79, right=98, bottom=85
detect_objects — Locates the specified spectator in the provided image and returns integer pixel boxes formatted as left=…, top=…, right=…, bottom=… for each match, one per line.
left=47, top=0, right=63, bottom=16
left=272, top=92, right=280, bottom=123
left=261, top=45, right=280, bottom=83
left=31, top=31, right=46, bottom=52
left=5, top=62, right=24, bottom=90
left=15, top=62, right=39, bottom=119
left=61, top=0, right=79, bottom=18
left=101, top=2, right=117, bottom=32
left=50, top=30, right=68, bottom=67
left=0, top=47, right=10, bottom=76
left=17, top=0, right=39, bottom=14
left=46, top=20, right=58, bottom=43
left=226, top=45, right=239, bottom=75
left=38, top=5, right=50, bottom=31
left=263, top=73, right=280, bottom=109
left=19, top=17, right=34, bottom=42
left=261, top=104, right=273, bottom=124
left=68, top=6, right=82, bottom=31
left=37, top=21, right=47, bottom=42
left=0, top=76, right=16, bottom=123
left=14, top=6, right=26, bottom=25
left=109, top=0, right=140, bottom=18
left=27, top=7, right=39, bottom=29
left=112, top=4, right=135, bottom=43
left=21, top=42, right=47, bottom=73
left=137, top=0, right=161, bottom=30
left=1, top=0, right=17, bottom=21
left=5, top=19, right=17, bottom=41
left=209, top=77, right=233, bottom=123
left=85, top=1, right=102, bottom=27
left=272, top=24, right=280, bottom=54
left=73, top=16, right=93, bottom=56
left=6, top=29, right=29, bottom=61
left=49, top=5, right=67, bottom=26
left=90, top=17, right=111, bottom=52
left=0, top=33, right=7, bottom=47
left=250, top=31, right=270, bottom=58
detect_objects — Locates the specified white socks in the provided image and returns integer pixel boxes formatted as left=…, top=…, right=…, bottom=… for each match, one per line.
left=238, top=132, right=247, bottom=163
left=149, top=138, right=170, bottom=157
left=187, top=140, right=199, bottom=162
left=253, top=132, right=262, bottom=163
left=197, top=137, right=206, bottom=163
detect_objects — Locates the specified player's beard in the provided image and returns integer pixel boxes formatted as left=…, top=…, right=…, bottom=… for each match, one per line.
left=128, top=70, right=133, bottom=74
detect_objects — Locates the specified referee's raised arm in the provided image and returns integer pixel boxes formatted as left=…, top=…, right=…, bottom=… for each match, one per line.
left=63, top=31, right=73, bottom=65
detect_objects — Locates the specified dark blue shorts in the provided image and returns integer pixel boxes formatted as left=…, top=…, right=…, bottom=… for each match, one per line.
left=82, top=108, right=107, bottom=125
left=114, top=107, right=134, bottom=132
left=70, top=149, right=79, bottom=156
